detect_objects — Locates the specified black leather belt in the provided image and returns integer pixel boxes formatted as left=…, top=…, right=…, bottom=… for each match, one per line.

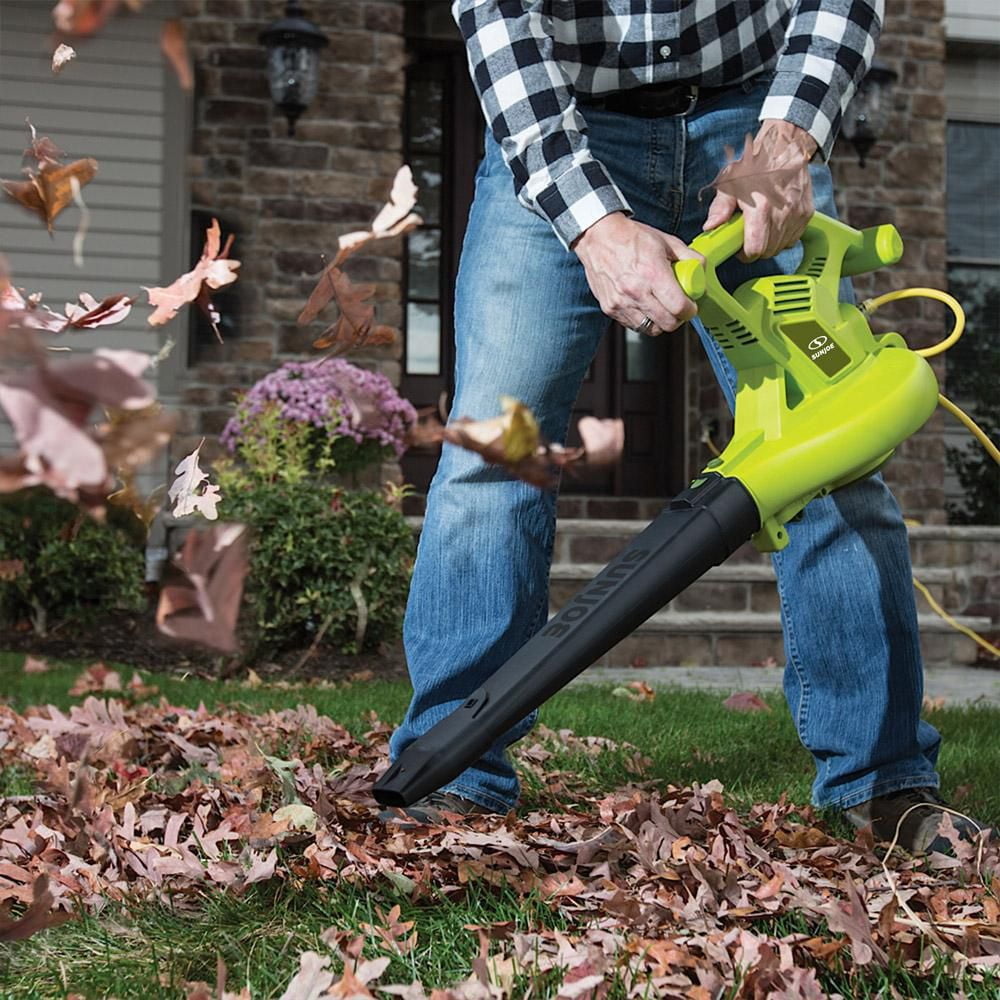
left=577, top=80, right=738, bottom=118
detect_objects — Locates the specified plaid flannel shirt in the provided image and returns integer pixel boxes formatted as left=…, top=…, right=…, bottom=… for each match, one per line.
left=453, top=1, right=883, bottom=248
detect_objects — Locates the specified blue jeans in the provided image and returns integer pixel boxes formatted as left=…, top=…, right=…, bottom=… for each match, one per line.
left=392, top=75, right=941, bottom=812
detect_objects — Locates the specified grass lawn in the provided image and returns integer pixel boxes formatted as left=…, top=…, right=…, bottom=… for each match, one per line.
left=1, top=650, right=998, bottom=999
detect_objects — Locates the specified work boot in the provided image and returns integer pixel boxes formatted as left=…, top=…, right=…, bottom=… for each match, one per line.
left=844, top=787, right=989, bottom=854
left=379, top=790, right=495, bottom=827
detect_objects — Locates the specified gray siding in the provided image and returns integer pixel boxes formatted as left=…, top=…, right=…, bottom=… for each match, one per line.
left=0, top=0, right=180, bottom=486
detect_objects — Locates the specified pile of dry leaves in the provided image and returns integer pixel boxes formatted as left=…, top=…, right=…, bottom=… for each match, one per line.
left=1, top=670, right=997, bottom=999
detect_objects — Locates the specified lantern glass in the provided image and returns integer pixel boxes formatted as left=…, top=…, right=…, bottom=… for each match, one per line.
left=266, top=43, right=320, bottom=110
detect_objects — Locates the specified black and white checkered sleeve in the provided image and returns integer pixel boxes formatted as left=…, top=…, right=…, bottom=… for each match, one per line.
left=453, top=1, right=631, bottom=249
left=760, top=0, right=883, bottom=160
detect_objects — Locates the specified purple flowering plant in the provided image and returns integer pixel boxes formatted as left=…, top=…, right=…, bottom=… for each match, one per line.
left=220, top=359, right=416, bottom=481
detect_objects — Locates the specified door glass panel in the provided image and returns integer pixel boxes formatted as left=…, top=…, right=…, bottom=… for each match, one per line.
left=625, top=328, right=659, bottom=381
left=408, top=78, right=443, bottom=152
left=406, top=301, right=441, bottom=375
left=407, top=227, right=440, bottom=300
left=410, top=154, right=442, bottom=225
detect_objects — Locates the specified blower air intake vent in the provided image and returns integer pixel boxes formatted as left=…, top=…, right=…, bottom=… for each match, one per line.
left=707, top=323, right=735, bottom=350
left=708, top=317, right=758, bottom=351
left=725, top=317, right=757, bottom=345
left=805, top=255, right=827, bottom=278
left=772, top=277, right=813, bottom=314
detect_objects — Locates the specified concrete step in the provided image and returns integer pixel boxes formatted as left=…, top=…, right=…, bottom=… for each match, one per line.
left=552, top=518, right=1000, bottom=568
left=560, top=608, right=993, bottom=669
left=406, top=516, right=999, bottom=667
left=550, top=562, right=958, bottom=616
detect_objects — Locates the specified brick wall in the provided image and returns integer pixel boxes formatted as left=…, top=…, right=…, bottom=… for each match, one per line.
left=172, top=0, right=406, bottom=471
left=687, top=0, right=950, bottom=522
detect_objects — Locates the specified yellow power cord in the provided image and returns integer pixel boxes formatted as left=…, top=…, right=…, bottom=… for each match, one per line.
left=862, top=286, right=999, bottom=662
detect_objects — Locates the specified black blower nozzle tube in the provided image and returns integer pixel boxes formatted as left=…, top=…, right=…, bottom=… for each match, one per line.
left=373, top=473, right=761, bottom=807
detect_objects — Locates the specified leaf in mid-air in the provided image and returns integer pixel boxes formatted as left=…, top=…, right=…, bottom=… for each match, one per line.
left=168, top=442, right=221, bottom=520
left=297, top=165, right=421, bottom=353
left=144, top=218, right=239, bottom=336
left=701, top=130, right=809, bottom=206
left=156, top=522, right=249, bottom=654
left=51, top=43, right=76, bottom=73
left=1, top=154, right=97, bottom=232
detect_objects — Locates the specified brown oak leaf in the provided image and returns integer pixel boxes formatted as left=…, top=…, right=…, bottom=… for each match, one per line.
left=145, top=218, right=239, bottom=335
left=64, top=292, right=134, bottom=329
left=0, top=348, right=156, bottom=499
left=52, top=0, right=122, bottom=36
left=701, top=130, right=809, bottom=207
left=722, top=691, right=772, bottom=713
left=297, top=165, right=421, bottom=353
left=0, top=876, right=72, bottom=942
left=156, top=522, right=249, bottom=653
left=160, top=19, right=193, bottom=92
left=1, top=124, right=97, bottom=232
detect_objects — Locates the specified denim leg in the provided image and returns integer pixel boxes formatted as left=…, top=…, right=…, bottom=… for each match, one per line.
left=682, top=86, right=941, bottom=807
left=392, top=139, right=610, bottom=812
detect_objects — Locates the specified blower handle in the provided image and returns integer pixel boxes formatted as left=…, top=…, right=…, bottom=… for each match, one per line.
left=672, top=212, right=904, bottom=301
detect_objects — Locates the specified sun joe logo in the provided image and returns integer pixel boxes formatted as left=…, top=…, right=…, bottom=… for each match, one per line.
left=807, top=334, right=837, bottom=360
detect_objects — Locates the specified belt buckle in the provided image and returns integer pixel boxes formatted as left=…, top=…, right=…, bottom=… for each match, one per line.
left=673, top=84, right=699, bottom=117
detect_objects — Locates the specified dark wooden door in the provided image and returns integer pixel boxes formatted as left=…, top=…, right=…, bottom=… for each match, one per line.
left=400, top=34, right=686, bottom=498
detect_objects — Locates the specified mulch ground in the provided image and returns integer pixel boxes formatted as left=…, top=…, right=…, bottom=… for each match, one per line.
left=0, top=609, right=409, bottom=684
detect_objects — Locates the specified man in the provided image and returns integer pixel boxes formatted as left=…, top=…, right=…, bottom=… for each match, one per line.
left=387, top=1, right=973, bottom=853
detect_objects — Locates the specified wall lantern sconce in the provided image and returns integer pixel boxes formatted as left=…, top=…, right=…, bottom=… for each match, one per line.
left=259, top=1, right=329, bottom=137
left=840, top=61, right=899, bottom=166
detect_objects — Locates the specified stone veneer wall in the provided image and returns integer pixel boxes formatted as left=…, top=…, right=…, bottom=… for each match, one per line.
left=172, top=0, right=406, bottom=473
left=687, top=0, right=950, bottom=523
left=178, top=0, right=950, bottom=519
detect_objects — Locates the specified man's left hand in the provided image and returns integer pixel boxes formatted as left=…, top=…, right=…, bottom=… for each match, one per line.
left=702, top=119, right=818, bottom=261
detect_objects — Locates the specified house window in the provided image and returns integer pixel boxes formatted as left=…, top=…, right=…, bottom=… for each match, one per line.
left=945, top=119, right=1000, bottom=521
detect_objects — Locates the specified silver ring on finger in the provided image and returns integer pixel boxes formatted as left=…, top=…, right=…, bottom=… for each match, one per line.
left=636, top=316, right=656, bottom=336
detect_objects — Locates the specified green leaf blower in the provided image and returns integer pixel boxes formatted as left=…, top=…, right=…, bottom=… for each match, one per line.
left=373, top=211, right=940, bottom=809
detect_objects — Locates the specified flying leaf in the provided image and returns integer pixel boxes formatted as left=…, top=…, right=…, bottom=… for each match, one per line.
left=169, top=442, right=221, bottom=520
left=69, top=174, right=91, bottom=267
left=722, top=691, right=772, bottom=713
left=144, top=218, right=239, bottom=334
left=52, top=0, right=122, bottom=36
left=0, top=124, right=97, bottom=232
left=160, top=19, right=193, bottom=92
left=335, top=165, right=422, bottom=266
left=100, top=405, right=177, bottom=481
left=64, top=292, right=134, bottom=329
left=297, top=165, right=421, bottom=352
left=0, top=348, right=156, bottom=499
left=1, top=284, right=68, bottom=333
left=0, top=876, right=71, bottom=942
left=22, top=655, right=49, bottom=674
left=52, top=44, right=77, bottom=73
left=701, top=130, right=809, bottom=206
left=304, top=269, right=396, bottom=354
left=577, top=416, right=625, bottom=467
left=156, top=522, right=248, bottom=652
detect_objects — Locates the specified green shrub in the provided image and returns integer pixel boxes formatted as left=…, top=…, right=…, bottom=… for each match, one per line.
left=0, top=488, right=144, bottom=634
left=219, top=477, right=414, bottom=655
left=213, top=362, right=416, bottom=656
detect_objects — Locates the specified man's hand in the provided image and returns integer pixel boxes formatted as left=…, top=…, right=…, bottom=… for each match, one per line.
left=572, top=213, right=703, bottom=335
left=703, top=119, right=818, bottom=261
